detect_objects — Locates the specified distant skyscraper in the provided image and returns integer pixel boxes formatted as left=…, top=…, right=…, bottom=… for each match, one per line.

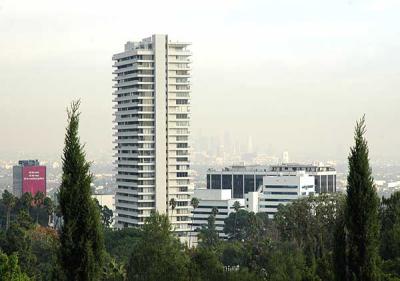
left=247, top=136, right=253, bottom=154
left=282, top=151, right=289, bottom=164
left=113, top=35, right=193, bottom=236
left=13, top=160, right=46, bottom=197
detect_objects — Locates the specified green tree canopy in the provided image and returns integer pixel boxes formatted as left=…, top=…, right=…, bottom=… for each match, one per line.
left=127, top=212, right=189, bottom=281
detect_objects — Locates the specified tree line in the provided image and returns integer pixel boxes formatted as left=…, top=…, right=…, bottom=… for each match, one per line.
left=1, top=104, right=399, bottom=281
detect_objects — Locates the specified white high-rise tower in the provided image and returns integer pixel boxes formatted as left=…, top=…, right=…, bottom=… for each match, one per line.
left=113, top=35, right=192, bottom=237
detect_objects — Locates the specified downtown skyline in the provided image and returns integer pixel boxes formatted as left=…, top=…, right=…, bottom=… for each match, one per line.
left=1, top=0, right=400, bottom=164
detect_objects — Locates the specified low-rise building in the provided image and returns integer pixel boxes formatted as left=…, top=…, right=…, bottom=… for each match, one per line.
left=206, top=163, right=336, bottom=198
left=193, top=170, right=317, bottom=244
left=190, top=189, right=244, bottom=244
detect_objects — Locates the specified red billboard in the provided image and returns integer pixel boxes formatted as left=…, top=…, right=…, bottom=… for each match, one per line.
left=22, top=166, right=46, bottom=196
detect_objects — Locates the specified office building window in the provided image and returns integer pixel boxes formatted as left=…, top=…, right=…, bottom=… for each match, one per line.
left=256, top=175, right=264, bottom=191
left=244, top=175, right=255, bottom=193
left=222, top=174, right=232, bottom=189
left=334, top=175, right=337, bottom=192
left=233, top=175, right=244, bottom=198
left=211, top=174, right=221, bottom=189
left=315, top=175, right=321, bottom=193
left=328, top=175, right=334, bottom=193
left=321, top=175, right=327, bottom=193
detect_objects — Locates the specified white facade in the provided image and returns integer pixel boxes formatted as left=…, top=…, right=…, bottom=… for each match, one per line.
left=259, top=172, right=315, bottom=218
left=191, top=189, right=244, bottom=243
left=113, top=34, right=193, bottom=236
left=245, top=191, right=259, bottom=213
left=268, top=163, right=336, bottom=193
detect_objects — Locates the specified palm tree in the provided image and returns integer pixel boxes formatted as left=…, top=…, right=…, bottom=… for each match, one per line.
left=233, top=200, right=241, bottom=239
left=211, top=206, right=219, bottom=217
left=20, top=192, right=33, bottom=216
left=169, top=198, right=177, bottom=225
left=2, top=190, right=16, bottom=230
left=43, top=197, right=54, bottom=227
left=189, top=197, right=199, bottom=247
left=104, top=258, right=126, bottom=281
left=34, top=191, right=45, bottom=224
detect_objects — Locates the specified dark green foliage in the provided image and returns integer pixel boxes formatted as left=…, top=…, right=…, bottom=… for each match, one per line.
left=189, top=247, right=224, bottom=281
left=2, top=190, right=16, bottom=230
left=20, top=192, right=33, bottom=216
left=274, top=194, right=343, bottom=256
left=94, top=199, right=114, bottom=229
left=262, top=242, right=313, bottom=281
left=345, top=116, right=381, bottom=281
left=33, top=191, right=45, bottom=224
left=102, top=253, right=126, bottom=281
left=198, top=214, right=220, bottom=250
left=381, top=192, right=400, bottom=260
left=224, top=210, right=274, bottom=242
left=0, top=251, right=31, bottom=281
left=127, top=212, right=189, bottom=281
left=273, top=194, right=344, bottom=280
left=1, top=211, right=37, bottom=280
left=101, top=206, right=113, bottom=228
left=333, top=197, right=347, bottom=281
left=220, top=241, right=245, bottom=266
left=29, top=227, right=62, bottom=281
left=59, top=101, right=104, bottom=281
left=382, top=258, right=400, bottom=280
left=43, top=197, right=54, bottom=226
left=224, top=209, right=253, bottom=241
left=380, top=192, right=400, bottom=279
left=0, top=192, right=50, bottom=230
left=224, top=269, right=264, bottom=281
left=104, top=228, right=141, bottom=264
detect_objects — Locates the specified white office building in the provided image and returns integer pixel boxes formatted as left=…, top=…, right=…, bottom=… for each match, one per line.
left=257, top=171, right=315, bottom=218
left=192, top=172, right=315, bottom=243
left=113, top=34, right=193, bottom=236
left=268, top=163, right=336, bottom=193
left=206, top=163, right=336, bottom=198
left=191, top=189, right=244, bottom=243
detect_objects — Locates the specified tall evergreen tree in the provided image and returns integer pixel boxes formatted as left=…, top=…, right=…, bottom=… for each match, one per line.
left=333, top=197, right=347, bottom=281
left=345, top=116, right=380, bottom=281
left=59, top=101, right=104, bottom=281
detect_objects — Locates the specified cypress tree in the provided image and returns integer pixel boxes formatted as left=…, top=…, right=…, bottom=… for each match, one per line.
left=333, top=197, right=347, bottom=281
left=59, top=101, right=104, bottom=281
left=345, top=116, right=380, bottom=281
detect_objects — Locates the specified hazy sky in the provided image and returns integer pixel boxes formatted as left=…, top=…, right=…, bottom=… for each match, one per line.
left=0, top=0, right=399, bottom=163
